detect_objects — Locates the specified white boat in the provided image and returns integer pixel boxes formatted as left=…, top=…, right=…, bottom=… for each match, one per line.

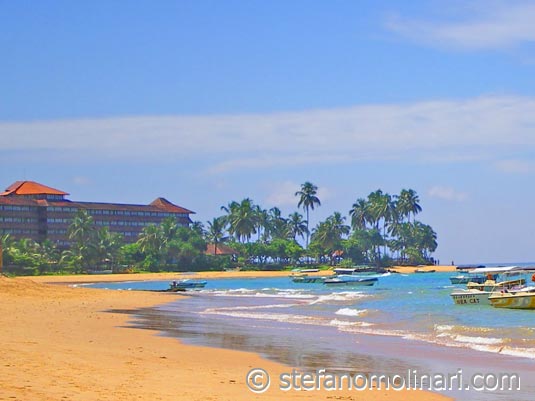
left=324, top=275, right=378, bottom=287
left=450, top=266, right=525, bottom=306
left=449, top=272, right=486, bottom=285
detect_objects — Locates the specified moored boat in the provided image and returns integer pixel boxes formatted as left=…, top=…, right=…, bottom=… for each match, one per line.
left=489, top=287, right=535, bottom=309
left=168, top=279, right=207, bottom=291
left=323, top=275, right=378, bottom=287
left=449, top=272, right=486, bottom=285
left=290, top=273, right=326, bottom=284
left=450, top=266, right=526, bottom=306
left=489, top=270, right=535, bottom=309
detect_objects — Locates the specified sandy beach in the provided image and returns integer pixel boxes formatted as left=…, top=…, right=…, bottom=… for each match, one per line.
left=24, top=265, right=458, bottom=286
left=0, top=273, right=451, bottom=401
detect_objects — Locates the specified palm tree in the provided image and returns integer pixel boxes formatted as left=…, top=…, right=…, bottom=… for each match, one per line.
left=67, top=210, right=96, bottom=270
left=94, top=227, right=123, bottom=271
left=254, top=205, right=269, bottom=241
left=349, top=198, right=369, bottom=230
left=367, top=190, right=397, bottom=257
left=222, top=198, right=258, bottom=242
left=160, top=217, right=179, bottom=246
left=68, top=209, right=95, bottom=246
left=268, top=207, right=287, bottom=240
left=311, top=212, right=349, bottom=264
left=396, top=189, right=422, bottom=223
left=295, top=181, right=321, bottom=248
left=206, top=217, right=226, bottom=255
left=137, top=224, right=163, bottom=256
left=287, top=212, right=308, bottom=241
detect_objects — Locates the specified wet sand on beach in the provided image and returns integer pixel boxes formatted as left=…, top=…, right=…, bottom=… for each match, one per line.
left=0, top=275, right=450, bottom=401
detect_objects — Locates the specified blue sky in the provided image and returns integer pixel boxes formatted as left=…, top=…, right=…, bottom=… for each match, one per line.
left=2, top=0, right=535, bottom=263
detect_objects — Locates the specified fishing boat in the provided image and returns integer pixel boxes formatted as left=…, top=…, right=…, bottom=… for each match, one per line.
left=323, top=275, right=378, bottom=287
left=449, top=272, right=486, bottom=285
left=489, top=287, right=535, bottom=309
left=168, top=279, right=207, bottom=291
left=333, top=266, right=386, bottom=274
left=489, top=270, right=535, bottom=309
left=450, top=266, right=525, bottom=306
left=289, top=273, right=326, bottom=284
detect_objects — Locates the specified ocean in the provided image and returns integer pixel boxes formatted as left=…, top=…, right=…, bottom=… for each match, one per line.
left=87, top=271, right=535, bottom=400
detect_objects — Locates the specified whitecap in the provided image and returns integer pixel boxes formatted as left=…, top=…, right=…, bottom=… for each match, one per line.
left=335, top=308, right=367, bottom=317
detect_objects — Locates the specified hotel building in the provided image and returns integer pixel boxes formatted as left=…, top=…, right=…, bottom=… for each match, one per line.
left=0, top=181, right=194, bottom=245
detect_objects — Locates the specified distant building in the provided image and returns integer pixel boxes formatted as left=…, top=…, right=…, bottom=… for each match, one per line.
left=205, top=243, right=239, bottom=256
left=0, top=181, right=194, bottom=245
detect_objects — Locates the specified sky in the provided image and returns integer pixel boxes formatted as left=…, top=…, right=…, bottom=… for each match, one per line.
left=2, top=0, right=535, bottom=264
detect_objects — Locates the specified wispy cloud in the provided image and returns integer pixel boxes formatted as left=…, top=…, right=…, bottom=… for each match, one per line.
left=386, top=1, right=535, bottom=50
left=2, top=95, right=535, bottom=173
left=265, top=181, right=302, bottom=207
left=428, top=186, right=468, bottom=202
left=495, top=159, right=535, bottom=173
left=265, top=181, right=333, bottom=209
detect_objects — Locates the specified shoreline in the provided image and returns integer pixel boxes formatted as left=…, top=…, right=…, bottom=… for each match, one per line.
left=0, top=275, right=450, bottom=401
left=23, top=264, right=458, bottom=285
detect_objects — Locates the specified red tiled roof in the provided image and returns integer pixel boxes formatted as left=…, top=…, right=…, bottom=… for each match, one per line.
left=1, top=181, right=68, bottom=196
left=205, top=244, right=239, bottom=255
left=0, top=181, right=194, bottom=216
left=150, top=197, right=195, bottom=214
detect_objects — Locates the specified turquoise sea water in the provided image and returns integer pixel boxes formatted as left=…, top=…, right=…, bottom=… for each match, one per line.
left=87, top=272, right=535, bottom=400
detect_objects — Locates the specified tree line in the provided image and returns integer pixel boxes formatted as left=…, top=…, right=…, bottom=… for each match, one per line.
left=0, top=182, right=437, bottom=275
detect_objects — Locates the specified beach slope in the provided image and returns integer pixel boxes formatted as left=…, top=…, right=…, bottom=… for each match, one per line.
left=0, top=276, right=449, bottom=401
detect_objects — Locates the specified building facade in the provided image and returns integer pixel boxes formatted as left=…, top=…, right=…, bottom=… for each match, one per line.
left=0, top=181, right=194, bottom=245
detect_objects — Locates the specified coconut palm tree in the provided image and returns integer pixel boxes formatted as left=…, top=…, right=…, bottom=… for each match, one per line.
left=311, top=212, right=349, bottom=264
left=206, top=217, right=226, bottom=255
left=68, top=209, right=95, bottom=247
left=295, top=181, right=321, bottom=248
left=396, top=189, right=422, bottom=223
left=268, top=207, right=287, bottom=240
left=137, top=224, right=163, bottom=256
left=349, top=198, right=370, bottom=230
left=287, top=212, right=308, bottom=241
left=222, top=198, right=258, bottom=243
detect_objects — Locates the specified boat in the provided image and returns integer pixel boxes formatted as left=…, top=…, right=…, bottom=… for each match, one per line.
left=323, top=275, right=378, bottom=287
left=333, top=266, right=386, bottom=275
left=415, top=268, right=435, bottom=273
left=289, top=273, right=326, bottom=283
left=449, top=272, right=486, bottom=285
left=489, top=287, right=535, bottom=309
left=168, top=279, right=207, bottom=291
left=450, top=266, right=525, bottom=305
left=489, top=269, right=535, bottom=309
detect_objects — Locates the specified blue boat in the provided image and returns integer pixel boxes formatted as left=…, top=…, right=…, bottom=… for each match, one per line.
left=168, top=279, right=207, bottom=291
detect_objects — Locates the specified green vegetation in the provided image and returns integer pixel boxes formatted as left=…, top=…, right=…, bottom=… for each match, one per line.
left=0, top=183, right=438, bottom=275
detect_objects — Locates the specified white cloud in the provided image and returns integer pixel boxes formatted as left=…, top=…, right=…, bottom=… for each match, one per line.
left=2, top=95, right=535, bottom=172
left=72, top=176, right=92, bottom=186
left=428, top=186, right=468, bottom=202
left=265, top=181, right=332, bottom=208
left=386, top=1, right=535, bottom=49
left=265, top=181, right=301, bottom=207
left=495, top=159, right=535, bottom=173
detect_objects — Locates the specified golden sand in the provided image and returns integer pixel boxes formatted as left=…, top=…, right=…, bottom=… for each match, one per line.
left=0, top=274, right=451, bottom=401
